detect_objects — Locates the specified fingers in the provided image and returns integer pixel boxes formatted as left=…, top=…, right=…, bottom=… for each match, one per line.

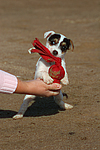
left=37, top=78, right=62, bottom=90
left=49, top=91, right=60, bottom=96
left=35, top=78, right=62, bottom=97
left=47, top=83, right=62, bottom=91
left=45, top=90, right=60, bottom=97
left=46, top=83, right=62, bottom=97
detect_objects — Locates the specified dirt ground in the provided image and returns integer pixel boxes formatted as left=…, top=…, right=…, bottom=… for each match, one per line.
left=0, top=0, right=100, bottom=149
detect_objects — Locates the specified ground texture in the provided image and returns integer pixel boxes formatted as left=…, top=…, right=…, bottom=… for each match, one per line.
left=0, top=0, right=100, bottom=149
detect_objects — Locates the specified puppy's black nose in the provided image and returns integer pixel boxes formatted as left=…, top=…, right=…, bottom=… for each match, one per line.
left=52, top=50, right=58, bottom=56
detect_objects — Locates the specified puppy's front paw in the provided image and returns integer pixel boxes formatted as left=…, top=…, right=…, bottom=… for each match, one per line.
left=13, top=114, right=23, bottom=120
left=61, top=77, right=69, bottom=85
left=43, top=75, right=54, bottom=84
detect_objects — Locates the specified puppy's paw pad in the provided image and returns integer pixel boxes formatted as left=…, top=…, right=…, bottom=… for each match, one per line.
left=64, top=103, right=73, bottom=109
left=47, top=79, right=54, bottom=84
left=61, top=79, right=69, bottom=85
left=43, top=76, right=54, bottom=84
left=13, top=114, right=23, bottom=120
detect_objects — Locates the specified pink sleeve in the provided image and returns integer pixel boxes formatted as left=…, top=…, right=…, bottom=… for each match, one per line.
left=0, top=70, right=18, bottom=94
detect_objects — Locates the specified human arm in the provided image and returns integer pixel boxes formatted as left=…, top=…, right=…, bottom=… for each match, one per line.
left=0, top=70, right=61, bottom=96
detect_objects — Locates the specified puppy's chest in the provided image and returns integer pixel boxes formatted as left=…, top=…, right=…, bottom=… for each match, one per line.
left=35, top=58, right=53, bottom=71
left=36, top=57, right=65, bottom=73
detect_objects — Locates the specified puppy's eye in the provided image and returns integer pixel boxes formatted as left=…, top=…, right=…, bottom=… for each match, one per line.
left=60, top=42, right=67, bottom=52
left=51, top=40, right=56, bottom=45
left=49, top=38, right=58, bottom=45
left=61, top=45, right=67, bottom=51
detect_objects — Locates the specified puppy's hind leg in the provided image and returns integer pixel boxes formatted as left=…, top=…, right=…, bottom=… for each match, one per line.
left=54, top=90, right=73, bottom=110
left=13, top=95, right=36, bottom=120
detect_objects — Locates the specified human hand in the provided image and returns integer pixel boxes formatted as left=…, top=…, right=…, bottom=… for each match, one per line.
left=15, top=78, right=62, bottom=97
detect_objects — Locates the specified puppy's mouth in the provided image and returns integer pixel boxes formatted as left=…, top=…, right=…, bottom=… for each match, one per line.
left=52, top=50, right=58, bottom=56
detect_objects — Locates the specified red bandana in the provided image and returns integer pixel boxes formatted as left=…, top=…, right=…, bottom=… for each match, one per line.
left=30, top=38, right=65, bottom=83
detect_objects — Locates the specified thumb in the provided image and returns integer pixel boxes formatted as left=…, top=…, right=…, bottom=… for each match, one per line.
left=48, top=83, right=62, bottom=91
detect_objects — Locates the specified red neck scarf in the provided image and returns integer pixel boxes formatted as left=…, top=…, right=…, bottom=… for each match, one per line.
left=30, top=38, right=65, bottom=83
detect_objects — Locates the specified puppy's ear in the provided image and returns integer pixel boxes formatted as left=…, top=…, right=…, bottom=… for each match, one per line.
left=44, top=31, right=55, bottom=40
left=69, top=40, right=74, bottom=51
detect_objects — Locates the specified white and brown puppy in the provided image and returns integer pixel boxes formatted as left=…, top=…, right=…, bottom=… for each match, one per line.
left=13, top=31, right=74, bottom=119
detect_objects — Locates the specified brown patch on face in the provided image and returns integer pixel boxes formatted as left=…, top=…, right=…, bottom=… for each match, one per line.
left=69, top=40, right=74, bottom=51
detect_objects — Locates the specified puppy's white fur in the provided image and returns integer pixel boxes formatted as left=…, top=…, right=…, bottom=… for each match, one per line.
left=13, top=31, right=73, bottom=120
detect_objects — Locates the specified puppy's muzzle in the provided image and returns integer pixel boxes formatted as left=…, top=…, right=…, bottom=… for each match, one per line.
left=52, top=50, right=58, bottom=56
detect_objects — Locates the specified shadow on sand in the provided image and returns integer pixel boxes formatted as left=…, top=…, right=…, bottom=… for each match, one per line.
left=0, top=97, right=65, bottom=119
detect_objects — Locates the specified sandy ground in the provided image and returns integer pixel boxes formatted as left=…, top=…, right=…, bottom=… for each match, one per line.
left=0, top=0, right=100, bottom=149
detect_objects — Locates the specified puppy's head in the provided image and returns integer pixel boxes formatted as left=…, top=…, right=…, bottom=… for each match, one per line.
left=44, top=31, right=74, bottom=58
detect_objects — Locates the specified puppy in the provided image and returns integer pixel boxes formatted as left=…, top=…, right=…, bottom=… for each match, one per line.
left=13, top=31, right=74, bottom=119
